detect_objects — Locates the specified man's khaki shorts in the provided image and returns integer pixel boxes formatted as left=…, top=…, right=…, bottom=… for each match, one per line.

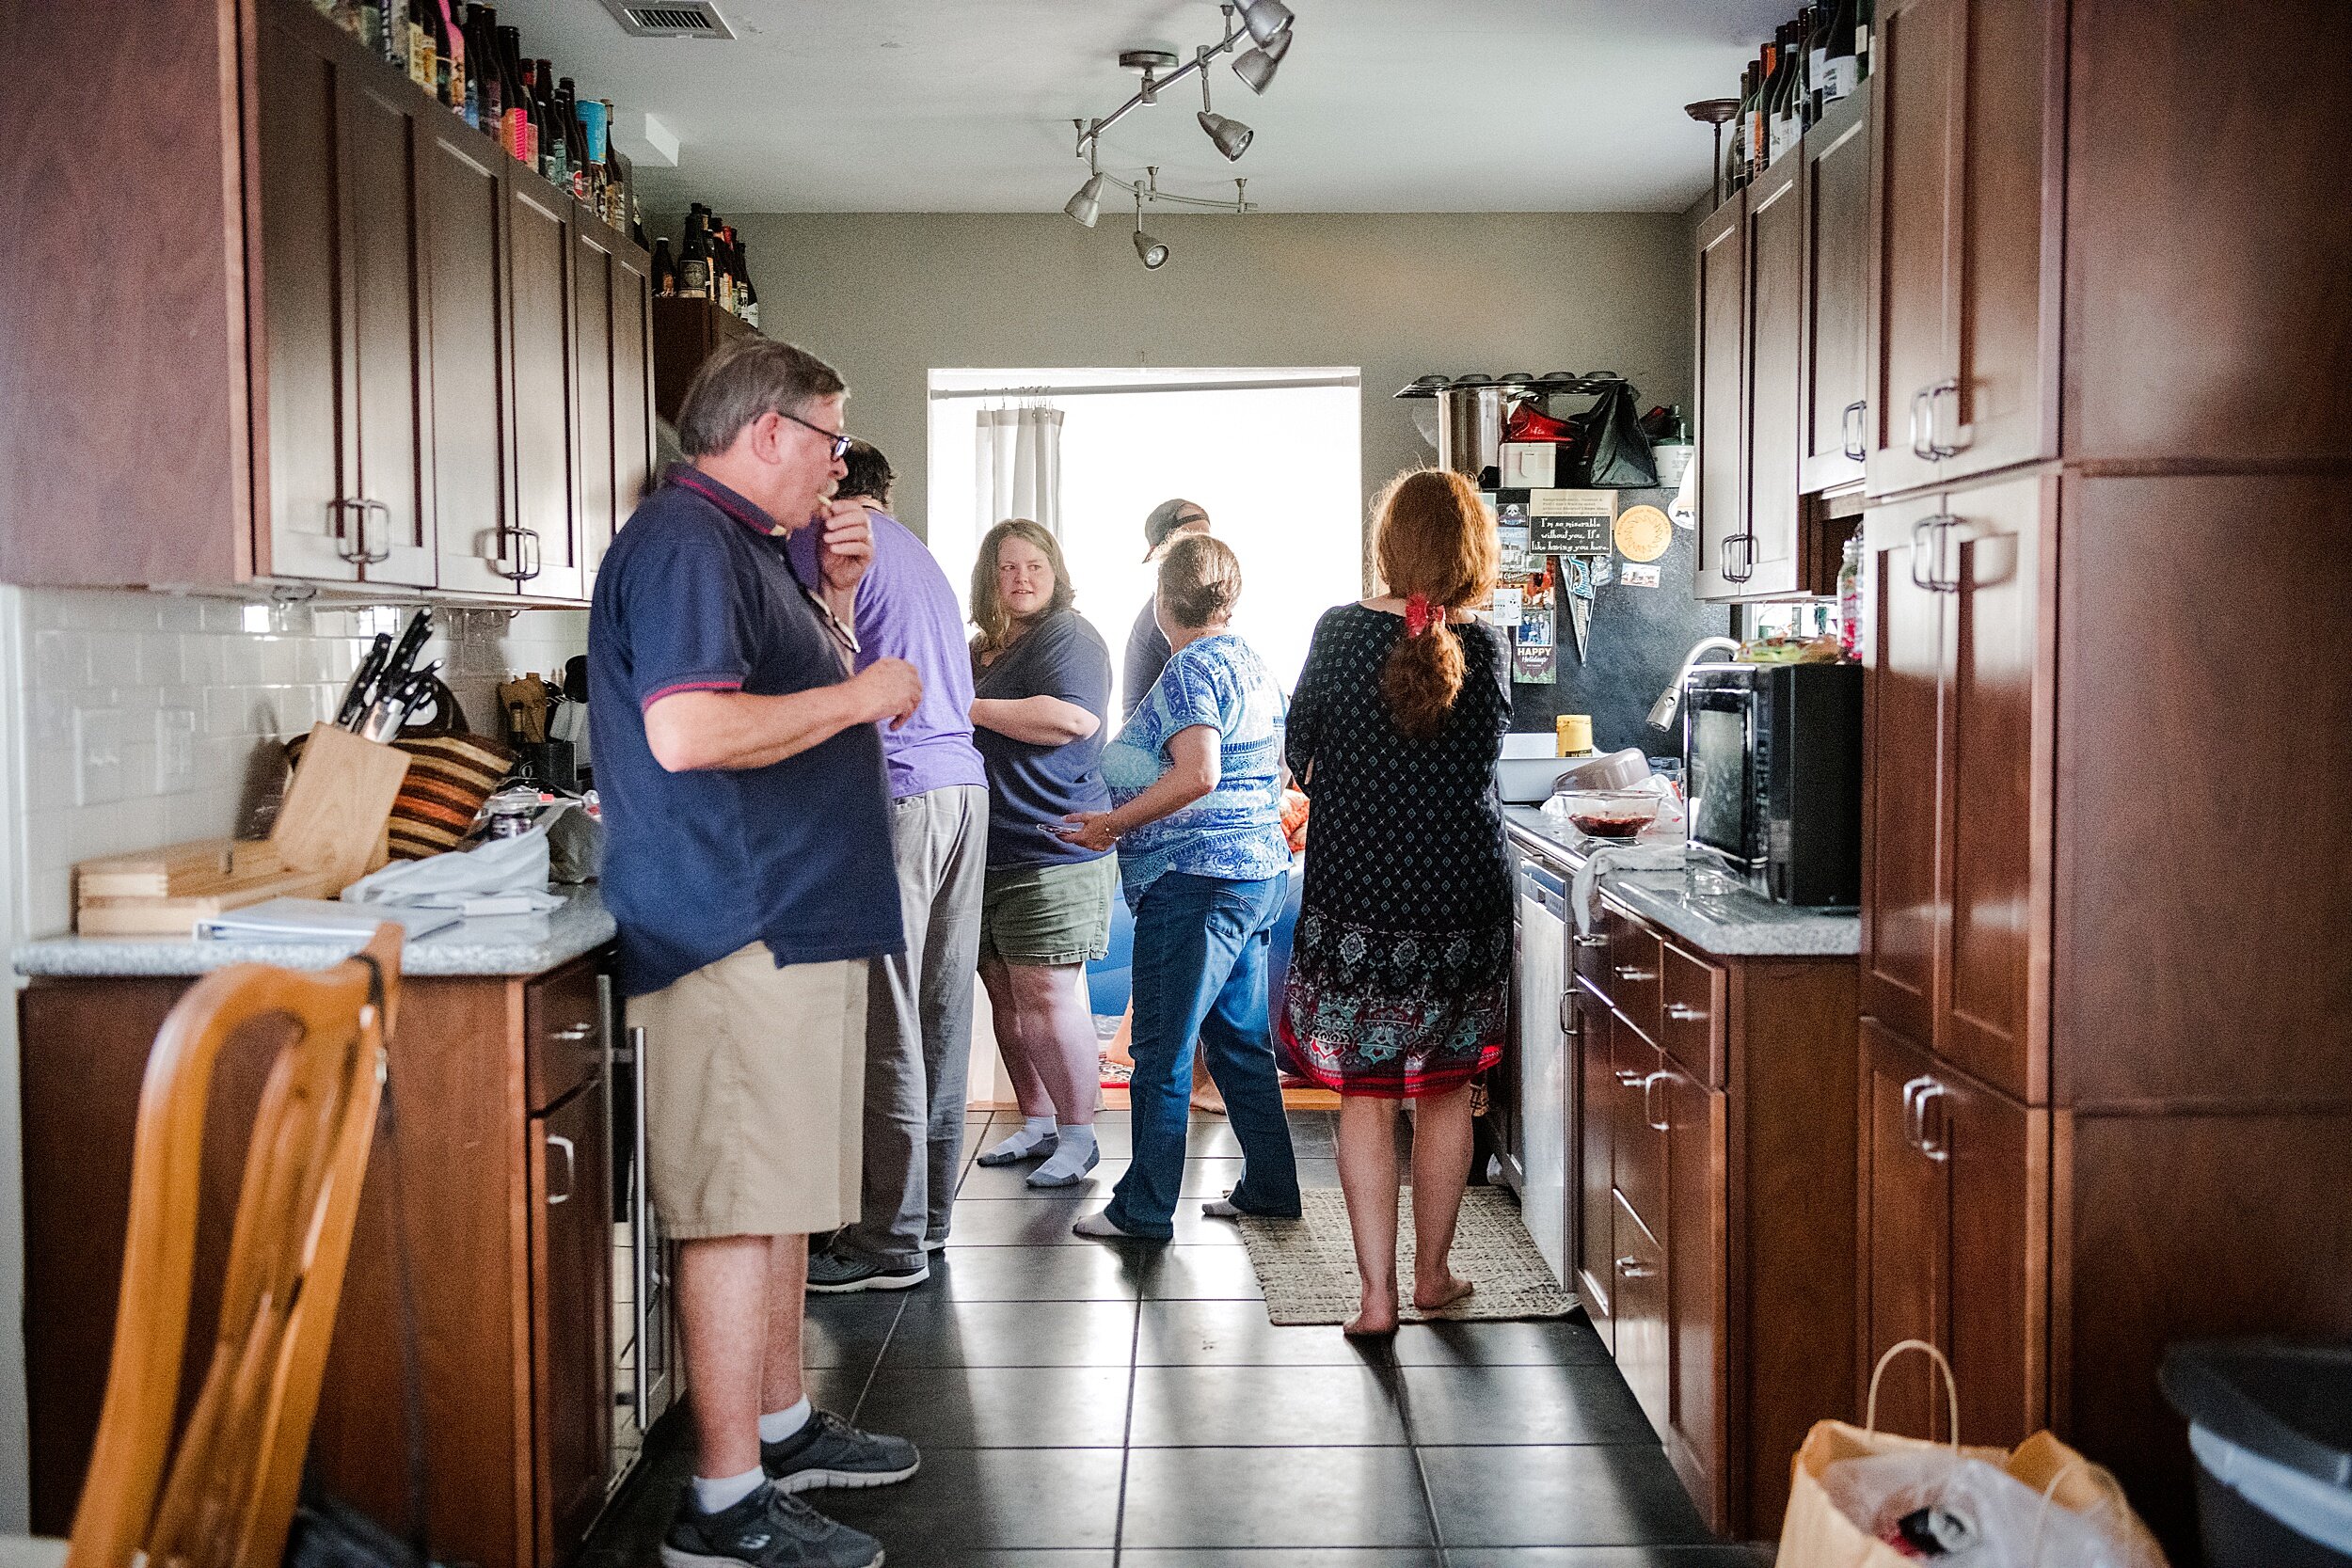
left=628, top=943, right=868, bottom=1240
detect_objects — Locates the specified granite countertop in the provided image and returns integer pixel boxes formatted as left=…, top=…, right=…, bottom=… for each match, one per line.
left=1504, top=805, right=1859, bottom=958
left=13, top=884, right=615, bottom=979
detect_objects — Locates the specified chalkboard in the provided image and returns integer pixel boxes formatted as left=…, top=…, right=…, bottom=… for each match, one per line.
left=1529, top=515, right=1609, bottom=555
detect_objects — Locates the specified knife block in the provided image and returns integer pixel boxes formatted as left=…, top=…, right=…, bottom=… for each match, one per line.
left=272, top=723, right=412, bottom=893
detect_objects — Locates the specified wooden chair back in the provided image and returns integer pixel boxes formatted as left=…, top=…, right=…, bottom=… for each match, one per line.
left=64, top=926, right=403, bottom=1568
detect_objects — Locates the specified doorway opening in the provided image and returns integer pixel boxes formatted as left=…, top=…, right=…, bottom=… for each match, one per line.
left=927, top=366, right=1364, bottom=712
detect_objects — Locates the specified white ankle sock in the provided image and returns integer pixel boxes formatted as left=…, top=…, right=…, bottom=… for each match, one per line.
left=757, top=1398, right=811, bottom=1445
left=1072, top=1207, right=1137, bottom=1239
left=983, top=1116, right=1058, bottom=1162
left=691, top=1466, right=765, bottom=1514
left=1028, top=1123, right=1098, bottom=1185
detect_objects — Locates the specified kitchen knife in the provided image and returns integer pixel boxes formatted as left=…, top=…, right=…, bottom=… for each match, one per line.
left=337, top=632, right=392, bottom=730
left=377, top=606, right=435, bottom=701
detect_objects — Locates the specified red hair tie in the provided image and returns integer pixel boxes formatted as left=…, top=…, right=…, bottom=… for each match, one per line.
left=1405, top=593, right=1435, bottom=636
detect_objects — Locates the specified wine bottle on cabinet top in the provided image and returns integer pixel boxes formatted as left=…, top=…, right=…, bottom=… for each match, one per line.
left=1822, top=0, right=1859, bottom=102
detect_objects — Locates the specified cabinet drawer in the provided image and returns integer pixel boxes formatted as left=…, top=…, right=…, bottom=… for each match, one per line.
left=1613, top=1023, right=1668, bottom=1239
left=1613, top=1189, right=1670, bottom=1441
left=1661, top=945, right=1727, bottom=1088
left=526, top=958, right=608, bottom=1113
left=1608, top=916, right=1664, bottom=1046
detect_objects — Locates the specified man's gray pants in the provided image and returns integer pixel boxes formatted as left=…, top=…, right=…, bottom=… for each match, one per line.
left=838, top=784, right=988, bottom=1269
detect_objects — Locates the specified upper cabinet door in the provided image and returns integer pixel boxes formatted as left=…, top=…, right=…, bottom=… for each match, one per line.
left=342, top=78, right=435, bottom=587
left=507, top=178, right=583, bottom=601
left=1937, top=472, right=2052, bottom=1102
left=1865, top=0, right=1960, bottom=499
left=610, top=247, right=656, bottom=555
left=1741, top=152, right=1804, bottom=599
left=254, top=8, right=359, bottom=582
left=1800, top=84, right=1873, bottom=494
left=1693, top=194, right=1747, bottom=601
left=572, top=228, right=618, bottom=593
left=423, top=123, right=516, bottom=595
left=1859, top=490, right=1946, bottom=1045
left=1940, top=0, right=2062, bottom=484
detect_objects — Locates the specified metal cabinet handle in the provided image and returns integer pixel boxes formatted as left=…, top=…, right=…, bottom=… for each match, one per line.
left=359, top=499, right=392, bottom=562
left=552, top=1021, right=596, bottom=1043
left=1912, top=1082, right=1951, bottom=1162
left=1558, top=991, right=1578, bottom=1036
left=1720, top=531, right=1756, bottom=583
left=496, top=525, right=545, bottom=582
left=1616, top=1068, right=1647, bottom=1087
left=1573, top=934, right=1610, bottom=950
left=1665, top=1002, right=1706, bottom=1023
left=330, top=499, right=393, bottom=564
left=1910, top=515, right=1959, bottom=594
left=1643, top=1070, right=1672, bottom=1132
left=546, top=1132, right=577, bottom=1204
left=1926, top=377, right=1964, bottom=458
left=1616, top=1255, right=1656, bottom=1279
left=1841, top=399, right=1868, bottom=461
left=1613, top=964, right=1657, bottom=983
left=1908, top=387, right=1937, bottom=461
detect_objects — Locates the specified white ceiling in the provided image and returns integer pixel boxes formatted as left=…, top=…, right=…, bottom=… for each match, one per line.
left=494, top=0, right=1783, bottom=214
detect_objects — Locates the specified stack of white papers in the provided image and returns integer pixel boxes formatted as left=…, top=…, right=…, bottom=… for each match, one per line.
left=194, top=897, right=461, bottom=942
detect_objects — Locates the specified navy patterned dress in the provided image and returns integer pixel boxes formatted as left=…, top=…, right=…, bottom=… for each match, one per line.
left=1279, top=604, right=1512, bottom=1098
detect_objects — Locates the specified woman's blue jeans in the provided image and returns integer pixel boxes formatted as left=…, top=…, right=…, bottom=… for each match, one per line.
left=1104, top=869, right=1301, bottom=1240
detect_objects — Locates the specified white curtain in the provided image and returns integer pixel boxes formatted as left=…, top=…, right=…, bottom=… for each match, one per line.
left=975, top=402, right=1064, bottom=538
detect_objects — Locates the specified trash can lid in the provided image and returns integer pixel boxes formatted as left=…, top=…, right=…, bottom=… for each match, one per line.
left=2162, top=1339, right=2352, bottom=1490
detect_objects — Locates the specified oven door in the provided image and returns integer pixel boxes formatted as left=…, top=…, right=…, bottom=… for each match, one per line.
left=1683, top=680, right=1761, bottom=872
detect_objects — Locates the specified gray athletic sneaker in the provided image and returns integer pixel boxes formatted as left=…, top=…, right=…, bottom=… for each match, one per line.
left=660, top=1482, right=882, bottom=1568
left=805, top=1248, right=930, bottom=1293
left=762, top=1408, right=921, bottom=1493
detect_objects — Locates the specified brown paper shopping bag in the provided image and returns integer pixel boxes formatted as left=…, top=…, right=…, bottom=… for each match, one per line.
left=1775, top=1340, right=2169, bottom=1568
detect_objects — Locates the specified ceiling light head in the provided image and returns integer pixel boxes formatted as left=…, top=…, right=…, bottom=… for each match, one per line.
left=1199, top=110, right=1254, bottom=161
left=1064, top=172, right=1106, bottom=228
left=1233, top=0, right=1294, bottom=46
left=1134, top=228, right=1170, bottom=269
left=1232, top=27, right=1292, bottom=94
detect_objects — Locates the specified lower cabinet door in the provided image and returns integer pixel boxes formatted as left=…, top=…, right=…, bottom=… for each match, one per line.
left=1578, top=1001, right=1620, bottom=1345
left=532, top=1073, right=613, bottom=1560
left=1613, top=1188, right=1671, bottom=1441
left=1858, top=1020, right=2044, bottom=1448
left=1664, top=1063, right=1729, bottom=1529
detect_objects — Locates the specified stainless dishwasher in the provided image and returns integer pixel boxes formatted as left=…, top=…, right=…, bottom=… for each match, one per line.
left=1513, top=858, right=1573, bottom=1286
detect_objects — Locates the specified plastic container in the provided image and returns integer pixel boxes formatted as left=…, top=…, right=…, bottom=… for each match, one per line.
left=2162, top=1340, right=2352, bottom=1567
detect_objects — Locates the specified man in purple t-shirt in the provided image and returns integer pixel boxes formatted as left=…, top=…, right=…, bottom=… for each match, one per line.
left=787, top=442, right=990, bottom=1291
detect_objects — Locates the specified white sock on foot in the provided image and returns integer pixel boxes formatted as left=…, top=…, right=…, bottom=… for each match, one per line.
left=1201, top=1192, right=1242, bottom=1218
left=757, top=1398, right=811, bottom=1445
left=1028, top=1124, right=1098, bottom=1185
left=1073, top=1207, right=1137, bottom=1239
left=981, top=1115, right=1058, bottom=1163
left=691, top=1466, right=765, bottom=1514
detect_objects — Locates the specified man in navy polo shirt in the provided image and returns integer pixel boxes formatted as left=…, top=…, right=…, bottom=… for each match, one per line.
left=590, top=338, right=922, bottom=1568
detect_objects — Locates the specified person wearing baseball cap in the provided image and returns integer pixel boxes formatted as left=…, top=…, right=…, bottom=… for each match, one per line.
left=1123, top=499, right=1211, bottom=721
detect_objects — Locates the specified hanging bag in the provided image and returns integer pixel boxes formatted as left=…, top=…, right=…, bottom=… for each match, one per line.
left=1568, top=380, right=1660, bottom=488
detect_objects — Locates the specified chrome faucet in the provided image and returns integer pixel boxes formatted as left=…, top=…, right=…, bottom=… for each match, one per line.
left=1645, top=636, right=1740, bottom=730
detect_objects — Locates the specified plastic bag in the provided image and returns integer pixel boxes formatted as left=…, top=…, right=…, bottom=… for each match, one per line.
left=340, top=816, right=564, bottom=911
left=1569, top=382, right=1660, bottom=488
left=1816, top=1451, right=2164, bottom=1568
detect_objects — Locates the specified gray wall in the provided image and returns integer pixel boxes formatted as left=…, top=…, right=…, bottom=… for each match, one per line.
left=669, top=211, right=1695, bottom=543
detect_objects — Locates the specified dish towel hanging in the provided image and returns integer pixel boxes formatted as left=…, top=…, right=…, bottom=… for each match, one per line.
left=976, top=401, right=1065, bottom=538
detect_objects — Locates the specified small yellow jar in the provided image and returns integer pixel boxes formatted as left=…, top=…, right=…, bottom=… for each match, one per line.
left=1555, top=714, right=1595, bottom=757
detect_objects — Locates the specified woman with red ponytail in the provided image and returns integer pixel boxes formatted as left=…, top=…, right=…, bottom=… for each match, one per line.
left=1279, top=467, right=1513, bottom=1336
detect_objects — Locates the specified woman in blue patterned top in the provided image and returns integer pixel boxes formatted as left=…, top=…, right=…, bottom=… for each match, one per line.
left=1055, top=535, right=1301, bottom=1241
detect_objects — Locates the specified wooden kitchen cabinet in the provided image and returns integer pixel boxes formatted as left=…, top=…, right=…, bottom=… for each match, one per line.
left=1864, top=0, right=2062, bottom=496
left=1611, top=1189, right=1670, bottom=1441
left=1857, top=1021, right=2045, bottom=1450
left=574, top=230, right=659, bottom=592
left=652, top=295, right=762, bottom=424
left=0, top=0, right=650, bottom=604
left=19, top=952, right=625, bottom=1568
left=1692, top=193, right=1746, bottom=601
left=1739, top=150, right=1804, bottom=598
left=1662, top=1059, right=1728, bottom=1518
left=1799, top=84, right=1872, bottom=494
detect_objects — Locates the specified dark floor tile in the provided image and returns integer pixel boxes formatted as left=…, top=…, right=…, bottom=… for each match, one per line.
left=1136, top=1299, right=1385, bottom=1367
left=1399, top=1363, right=1659, bottom=1446
left=942, top=1198, right=1096, bottom=1245
left=956, top=1155, right=1130, bottom=1199
left=1443, top=1550, right=1771, bottom=1567
left=1121, top=1553, right=1440, bottom=1567
left=1120, top=1446, right=1434, bottom=1548
left=928, top=1243, right=1151, bottom=1302
left=850, top=1364, right=1133, bottom=1447
left=1131, top=1363, right=1408, bottom=1446
left=1420, top=1446, right=1711, bottom=1548
left=1178, top=1155, right=1340, bottom=1195
left=812, top=1446, right=1123, bottom=1550
left=801, top=1291, right=905, bottom=1371
left=1387, top=1317, right=1612, bottom=1367
left=882, top=1296, right=1136, bottom=1367
left=1136, top=1245, right=1266, bottom=1300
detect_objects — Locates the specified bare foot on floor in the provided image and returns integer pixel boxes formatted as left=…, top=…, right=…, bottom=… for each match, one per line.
left=1344, top=1288, right=1400, bottom=1338
left=1413, top=1274, right=1476, bottom=1314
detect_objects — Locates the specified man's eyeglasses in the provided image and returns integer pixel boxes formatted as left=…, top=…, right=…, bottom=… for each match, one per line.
left=773, top=406, right=853, bottom=461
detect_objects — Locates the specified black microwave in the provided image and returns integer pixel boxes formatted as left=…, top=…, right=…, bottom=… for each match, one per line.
left=1681, top=662, right=1863, bottom=908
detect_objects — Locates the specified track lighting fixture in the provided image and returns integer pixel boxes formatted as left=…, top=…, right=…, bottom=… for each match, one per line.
left=1232, top=25, right=1292, bottom=94
left=1133, top=179, right=1169, bottom=269
left=1196, top=47, right=1254, bottom=160
left=1232, top=0, right=1294, bottom=46
left=1064, top=126, right=1106, bottom=227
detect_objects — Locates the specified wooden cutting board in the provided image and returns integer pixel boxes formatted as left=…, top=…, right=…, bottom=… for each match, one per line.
left=76, top=867, right=335, bottom=934
left=269, top=722, right=411, bottom=892
left=73, top=837, right=284, bottom=899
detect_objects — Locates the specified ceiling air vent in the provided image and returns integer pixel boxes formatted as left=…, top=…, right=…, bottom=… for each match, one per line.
left=596, top=0, right=736, bottom=40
